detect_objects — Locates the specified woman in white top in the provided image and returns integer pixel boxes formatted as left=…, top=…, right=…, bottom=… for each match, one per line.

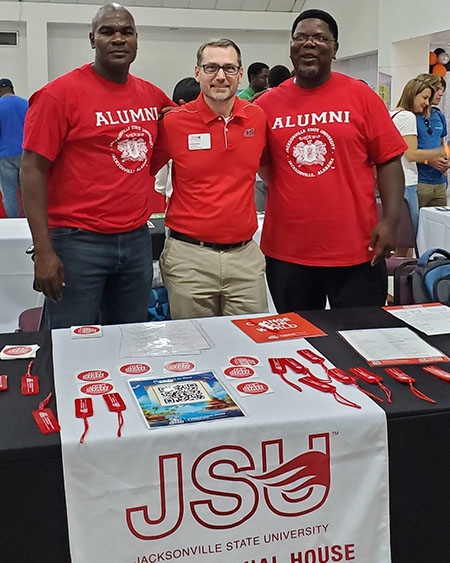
left=390, top=78, right=443, bottom=239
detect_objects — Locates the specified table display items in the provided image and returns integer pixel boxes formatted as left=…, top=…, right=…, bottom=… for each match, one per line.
left=0, top=374, right=7, bottom=391
left=423, top=365, right=450, bottom=381
left=75, top=397, right=94, bottom=444
left=21, top=360, right=39, bottom=395
left=232, top=312, right=326, bottom=343
left=384, top=367, right=435, bottom=403
left=0, top=343, right=40, bottom=360
left=103, top=393, right=127, bottom=437
left=32, top=392, right=60, bottom=434
left=127, top=371, right=245, bottom=429
left=349, top=368, right=392, bottom=403
left=268, top=357, right=361, bottom=409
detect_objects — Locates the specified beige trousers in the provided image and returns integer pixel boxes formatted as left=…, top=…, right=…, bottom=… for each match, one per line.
left=417, top=182, right=447, bottom=208
left=160, top=237, right=268, bottom=319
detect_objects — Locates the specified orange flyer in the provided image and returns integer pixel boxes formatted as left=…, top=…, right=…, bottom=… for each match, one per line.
left=232, top=313, right=326, bottom=343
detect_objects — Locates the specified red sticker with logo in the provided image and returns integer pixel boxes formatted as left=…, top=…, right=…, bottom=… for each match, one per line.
left=119, top=363, right=151, bottom=375
left=3, top=346, right=32, bottom=356
left=77, top=370, right=110, bottom=383
left=164, top=361, right=195, bottom=373
left=223, top=366, right=255, bottom=379
left=80, top=382, right=114, bottom=395
left=74, top=326, right=100, bottom=335
left=229, top=356, right=260, bottom=367
left=235, top=380, right=272, bottom=396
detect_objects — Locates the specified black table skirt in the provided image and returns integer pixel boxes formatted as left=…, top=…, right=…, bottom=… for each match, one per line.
left=2, top=307, right=450, bottom=562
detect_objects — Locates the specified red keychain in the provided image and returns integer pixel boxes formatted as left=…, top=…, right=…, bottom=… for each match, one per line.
left=328, top=368, right=384, bottom=403
left=21, top=360, right=39, bottom=395
left=75, top=398, right=94, bottom=444
left=385, top=368, right=435, bottom=404
left=297, top=349, right=332, bottom=381
left=32, top=392, right=61, bottom=434
left=349, top=367, right=392, bottom=403
left=0, top=374, right=7, bottom=391
left=298, top=373, right=361, bottom=409
left=103, top=393, right=126, bottom=437
left=268, top=357, right=303, bottom=391
left=422, top=365, right=450, bottom=382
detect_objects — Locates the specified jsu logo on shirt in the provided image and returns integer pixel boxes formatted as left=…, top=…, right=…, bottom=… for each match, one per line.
left=244, top=128, right=255, bottom=137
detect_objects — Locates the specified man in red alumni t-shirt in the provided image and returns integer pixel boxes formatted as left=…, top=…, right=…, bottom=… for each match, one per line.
left=20, top=4, right=173, bottom=329
left=151, top=39, right=267, bottom=319
left=255, top=9, right=406, bottom=312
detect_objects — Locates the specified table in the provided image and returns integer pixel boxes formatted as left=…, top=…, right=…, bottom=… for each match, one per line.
left=0, top=219, right=43, bottom=333
left=3, top=307, right=450, bottom=562
left=0, top=218, right=166, bottom=334
left=417, top=206, right=450, bottom=255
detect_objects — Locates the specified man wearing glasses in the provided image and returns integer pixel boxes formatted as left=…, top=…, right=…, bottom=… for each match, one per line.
left=151, top=38, right=267, bottom=319
left=255, top=9, right=406, bottom=312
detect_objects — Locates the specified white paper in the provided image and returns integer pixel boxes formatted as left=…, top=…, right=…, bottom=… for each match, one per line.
left=385, top=303, right=450, bottom=335
left=338, top=327, right=448, bottom=365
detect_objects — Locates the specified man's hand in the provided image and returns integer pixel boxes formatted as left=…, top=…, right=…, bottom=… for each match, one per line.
left=34, top=249, right=65, bottom=302
left=428, top=156, right=449, bottom=174
left=368, top=219, right=396, bottom=265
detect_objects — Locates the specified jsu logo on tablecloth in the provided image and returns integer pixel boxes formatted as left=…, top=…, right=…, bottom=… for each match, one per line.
left=126, top=433, right=330, bottom=540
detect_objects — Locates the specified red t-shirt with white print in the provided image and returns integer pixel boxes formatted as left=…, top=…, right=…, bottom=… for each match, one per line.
left=256, top=73, right=407, bottom=266
left=23, top=64, right=172, bottom=233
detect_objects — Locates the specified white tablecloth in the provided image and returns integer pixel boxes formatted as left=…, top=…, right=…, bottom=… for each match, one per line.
left=417, top=206, right=450, bottom=256
left=0, top=219, right=43, bottom=333
left=53, top=315, right=390, bottom=563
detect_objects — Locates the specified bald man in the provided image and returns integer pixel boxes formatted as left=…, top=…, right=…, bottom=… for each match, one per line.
left=21, top=4, right=173, bottom=329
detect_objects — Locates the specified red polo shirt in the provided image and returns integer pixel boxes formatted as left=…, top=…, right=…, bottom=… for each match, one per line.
left=151, top=94, right=266, bottom=243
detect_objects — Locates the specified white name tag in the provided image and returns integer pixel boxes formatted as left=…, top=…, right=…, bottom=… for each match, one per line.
left=188, top=133, right=211, bottom=150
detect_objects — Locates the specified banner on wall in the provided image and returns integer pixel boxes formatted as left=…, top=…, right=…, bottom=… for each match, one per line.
left=378, top=72, right=392, bottom=109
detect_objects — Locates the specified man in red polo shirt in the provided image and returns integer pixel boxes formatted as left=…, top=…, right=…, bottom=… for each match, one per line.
left=151, top=38, right=267, bottom=319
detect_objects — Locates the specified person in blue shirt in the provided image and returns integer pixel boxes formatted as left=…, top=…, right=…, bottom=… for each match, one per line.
left=0, top=78, right=28, bottom=217
left=415, top=74, right=449, bottom=208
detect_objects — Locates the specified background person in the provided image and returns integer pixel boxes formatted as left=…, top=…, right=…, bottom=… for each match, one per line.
left=268, top=64, right=291, bottom=88
left=152, top=39, right=268, bottom=319
left=255, top=9, right=406, bottom=312
left=415, top=73, right=449, bottom=208
left=0, top=78, right=27, bottom=218
left=20, top=3, right=173, bottom=329
left=390, top=78, right=443, bottom=245
left=238, top=61, right=269, bottom=100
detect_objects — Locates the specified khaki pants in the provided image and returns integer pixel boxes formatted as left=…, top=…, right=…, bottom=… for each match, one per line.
left=160, top=237, right=268, bottom=319
left=417, top=182, right=447, bottom=208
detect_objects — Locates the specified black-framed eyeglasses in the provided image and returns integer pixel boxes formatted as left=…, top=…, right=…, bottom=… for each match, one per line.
left=199, top=64, right=241, bottom=76
left=424, top=118, right=433, bottom=135
left=291, top=33, right=336, bottom=46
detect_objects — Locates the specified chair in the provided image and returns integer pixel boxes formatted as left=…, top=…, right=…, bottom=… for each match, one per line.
left=17, top=307, right=46, bottom=332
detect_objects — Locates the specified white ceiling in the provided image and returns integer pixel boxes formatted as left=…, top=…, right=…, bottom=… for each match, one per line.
left=12, top=0, right=308, bottom=10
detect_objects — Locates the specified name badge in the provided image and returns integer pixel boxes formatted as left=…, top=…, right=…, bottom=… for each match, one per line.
left=188, top=133, right=211, bottom=151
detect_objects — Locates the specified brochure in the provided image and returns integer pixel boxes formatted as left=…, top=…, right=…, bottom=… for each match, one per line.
left=128, top=371, right=245, bottom=429
left=232, top=312, right=326, bottom=343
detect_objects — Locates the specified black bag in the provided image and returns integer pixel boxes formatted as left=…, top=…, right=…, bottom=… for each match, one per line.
left=412, top=248, right=450, bottom=304
left=393, top=259, right=417, bottom=305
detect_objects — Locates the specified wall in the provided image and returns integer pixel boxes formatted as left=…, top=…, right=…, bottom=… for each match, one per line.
left=0, top=21, right=27, bottom=96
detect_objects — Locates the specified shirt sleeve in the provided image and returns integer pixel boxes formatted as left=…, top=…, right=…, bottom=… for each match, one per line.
left=150, top=117, right=170, bottom=176
left=392, top=110, right=417, bottom=137
left=363, top=87, right=407, bottom=164
left=22, top=89, right=69, bottom=162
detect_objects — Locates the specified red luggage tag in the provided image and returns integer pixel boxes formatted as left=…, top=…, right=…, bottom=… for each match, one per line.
left=298, top=373, right=361, bottom=409
left=349, top=367, right=392, bottom=403
left=0, top=374, right=7, bottom=391
left=32, top=393, right=60, bottom=434
left=297, top=349, right=332, bottom=381
left=103, top=393, right=126, bottom=437
left=423, top=365, right=450, bottom=382
left=75, top=398, right=94, bottom=444
left=328, top=368, right=384, bottom=403
left=21, top=360, right=39, bottom=395
left=268, top=357, right=303, bottom=392
left=385, top=368, right=435, bottom=404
